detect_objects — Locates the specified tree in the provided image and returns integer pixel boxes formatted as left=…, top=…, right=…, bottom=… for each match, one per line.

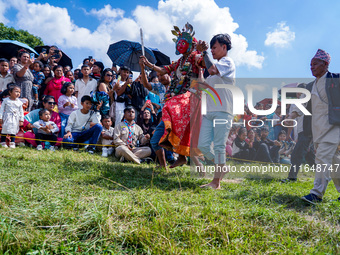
left=0, top=23, right=44, bottom=48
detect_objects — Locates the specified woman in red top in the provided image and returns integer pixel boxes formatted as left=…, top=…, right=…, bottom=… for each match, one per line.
left=44, top=65, right=70, bottom=103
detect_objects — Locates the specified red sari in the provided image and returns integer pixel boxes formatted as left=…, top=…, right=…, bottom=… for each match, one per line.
left=44, top=76, right=71, bottom=103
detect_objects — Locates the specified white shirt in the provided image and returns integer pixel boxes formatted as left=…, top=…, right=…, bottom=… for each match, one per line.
left=0, top=73, right=15, bottom=91
left=205, top=56, right=236, bottom=114
left=65, top=109, right=101, bottom=133
left=75, top=78, right=97, bottom=108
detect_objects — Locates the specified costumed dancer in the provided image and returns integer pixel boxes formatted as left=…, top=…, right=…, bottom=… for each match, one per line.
left=140, top=23, right=204, bottom=169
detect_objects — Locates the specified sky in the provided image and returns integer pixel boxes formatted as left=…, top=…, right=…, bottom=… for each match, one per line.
left=1, top=0, right=340, bottom=101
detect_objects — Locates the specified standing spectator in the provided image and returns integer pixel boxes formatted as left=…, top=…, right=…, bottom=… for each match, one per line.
left=97, top=68, right=114, bottom=102
left=12, top=50, right=34, bottom=111
left=0, top=58, right=15, bottom=93
left=91, top=61, right=104, bottom=80
left=58, top=82, right=78, bottom=137
left=75, top=65, right=97, bottom=108
left=44, top=65, right=70, bottom=104
left=39, top=65, right=53, bottom=101
left=0, top=85, right=24, bottom=148
left=31, top=60, right=45, bottom=107
left=63, top=95, right=102, bottom=154
left=65, top=70, right=75, bottom=84
left=113, top=106, right=151, bottom=164
left=9, top=57, right=18, bottom=74
left=73, top=69, right=81, bottom=80
left=301, top=49, right=340, bottom=204
left=63, top=65, right=71, bottom=74
left=126, top=74, right=149, bottom=117
left=112, top=66, right=131, bottom=124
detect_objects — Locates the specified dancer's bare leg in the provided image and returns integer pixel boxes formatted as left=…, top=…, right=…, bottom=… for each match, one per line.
left=170, top=154, right=187, bottom=168
left=200, top=164, right=229, bottom=189
left=155, top=149, right=168, bottom=171
left=191, top=155, right=205, bottom=177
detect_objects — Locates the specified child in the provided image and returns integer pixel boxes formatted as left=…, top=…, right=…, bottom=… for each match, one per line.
left=232, top=127, right=249, bottom=161
left=32, top=60, right=45, bottom=107
left=63, top=95, right=103, bottom=154
left=58, top=82, right=78, bottom=137
left=277, top=130, right=295, bottom=164
left=0, top=85, right=24, bottom=148
left=0, top=59, right=15, bottom=93
left=74, top=65, right=97, bottom=109
left=33, top=109, right=59, bottom=151
left=100, top=115, right=114, bottom=157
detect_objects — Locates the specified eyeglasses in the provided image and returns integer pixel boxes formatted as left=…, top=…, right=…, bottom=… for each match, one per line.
left=47, top=102, right=57, bottom=105
left=105, top=74, right=113, bottom=77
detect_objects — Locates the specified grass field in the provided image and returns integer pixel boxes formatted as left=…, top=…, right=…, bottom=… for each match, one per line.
left=1, top=147, right=340, bottom=254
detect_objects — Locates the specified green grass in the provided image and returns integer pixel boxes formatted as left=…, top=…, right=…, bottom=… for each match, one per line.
left=1, top=147, right=340, bottom=254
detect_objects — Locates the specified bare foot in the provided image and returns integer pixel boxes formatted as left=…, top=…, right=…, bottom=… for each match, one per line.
left=200, top=182, right=220, bottom=189
left=170, top=155, right=187, bottom=168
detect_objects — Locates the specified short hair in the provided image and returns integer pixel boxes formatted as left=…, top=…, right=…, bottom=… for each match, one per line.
left=81, top=95, right=92, bottom=103
left=39, top=109, right=50, bottom=118
left=210, top=34, right=232, bottom=51
left=83, top=58, right=90, bottom=64
left=81, top=64, right=90, bottom=70
left=278, top=130, right=286, bottom=137
left=0, top=58, right=9, bottom=64
left=124, top=105, right=135, bottom=113
left=43, top=95, right=55, bottom=103
left=93, top=61, right=104, bottom=72
left=53, top=65, right=63, bottom=72
left=8, top=84, right=20, bottom=92
left=119, top=65, right=131, bottom=72
left=238, top=127, right=247, bottom=136
left=60, top=82, right=74, bottom=95
left=101, top=115, right=111, bottom=121
left=33, top=60, right=43, bottom=69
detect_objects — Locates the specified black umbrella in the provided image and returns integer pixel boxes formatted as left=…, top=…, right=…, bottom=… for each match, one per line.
left=34, top=45, right=73, bottom=69
left=0, top=40, right=38, bottom=60
left=149, top=48, right=171, bottom=66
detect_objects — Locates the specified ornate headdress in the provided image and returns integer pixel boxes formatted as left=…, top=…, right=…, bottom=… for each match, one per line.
left=172, top=22, right=196, bottom=55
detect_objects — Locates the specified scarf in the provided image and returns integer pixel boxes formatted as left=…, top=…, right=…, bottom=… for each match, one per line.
left=123, top=119, right=135, bottom=145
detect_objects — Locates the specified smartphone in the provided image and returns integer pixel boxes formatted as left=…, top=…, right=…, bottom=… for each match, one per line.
left=54, top=49, right=60, bottom=54
left=42, top=48, right=47, bottom=53
left=146, top=100, right=151, bottom=104
left=30, top=53, right=35, bottom=60
left=89, top=56, right=93, bottom=60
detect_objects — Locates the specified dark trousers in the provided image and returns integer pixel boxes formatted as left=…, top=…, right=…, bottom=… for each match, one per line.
left=1, top=134, right=15, bottom=142
left=288, top=132, right=315, bottom=180
left=254, top=144, right=280, bottom=163
left=63, top=124, right=103, bottom=149
left=233, top=149, right=250, bottom=161
left=36, top=133, right=57, bottom=146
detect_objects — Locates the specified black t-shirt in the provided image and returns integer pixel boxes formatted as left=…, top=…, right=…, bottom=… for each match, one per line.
left=126, top=81, right=149, bottom=111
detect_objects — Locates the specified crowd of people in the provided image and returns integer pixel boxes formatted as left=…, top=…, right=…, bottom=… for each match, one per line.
left=0, top=23, right=339, bottom=204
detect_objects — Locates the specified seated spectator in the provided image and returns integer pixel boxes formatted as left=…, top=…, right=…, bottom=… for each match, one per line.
left=99, top=115, right=114, bottom=157
left=0, top=58, right=15, bottom=93
left=44, top=65, right=71, bottom=103
left=245, top=128, right=258, bottom=160
left=23, top=95, right=61, bottom=147
left=58, top=82, right=78, bottom=137
left=226, top=126, right=236, bottom=157
left=232, top=127, right=249, bottom=161
left=113, top=106, right=151, bottom=164
left=253, top=127, right=281, bottom=163
left=277, top=130, right=295, bottom=164
left=137, top=101, right=158, bottom=148
left=63, top=95, right=102, bottom=154
left=75, top=65, right=97, bottom=108
left=33, top=109, right=59, bottom=151
left=31, top=60, right=45, bottom=107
